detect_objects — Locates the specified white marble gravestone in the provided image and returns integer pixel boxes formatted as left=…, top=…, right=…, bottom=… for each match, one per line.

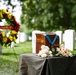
left=64, top=29, right=75, bottom=51
left=75, top=32, right=76, bottom=41
left=20, top=32, right=28, bottom=42
left=11, top=42, right=14, bottom=48
left=32, top=30, right=45, bottom=53
left=55, top=31, right=63, bottom=44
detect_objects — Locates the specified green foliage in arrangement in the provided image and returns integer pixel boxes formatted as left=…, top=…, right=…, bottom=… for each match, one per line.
left=21, top=0, right=76, bottom=31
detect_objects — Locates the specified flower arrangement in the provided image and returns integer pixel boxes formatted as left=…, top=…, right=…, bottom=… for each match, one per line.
left=37, top=44, right=73, bottom=58
left=56, top=44, right=73, bottom=57
left=0, top=9, right=20, bottom=46
left=37, top=45, right=53, bottom=58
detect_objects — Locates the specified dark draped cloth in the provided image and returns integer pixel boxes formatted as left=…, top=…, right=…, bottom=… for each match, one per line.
left=19, top=53, right=76, bottom=75
left=41, top=56, right=76, bottom=75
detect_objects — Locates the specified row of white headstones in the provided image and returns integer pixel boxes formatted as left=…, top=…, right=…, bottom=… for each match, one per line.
left=32, top=29, right=76, bottom=53
left=11, top=32, right=29, bottom=48
left=12, top=29, right=75, bottom=52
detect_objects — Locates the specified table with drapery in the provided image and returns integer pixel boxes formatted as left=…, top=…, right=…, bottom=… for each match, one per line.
left=18, top=53, right=76, bottom=75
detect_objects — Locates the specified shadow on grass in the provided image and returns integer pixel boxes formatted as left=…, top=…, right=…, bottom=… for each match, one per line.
left=2, top=53, right=19, bottom=55
left=14, top=45, right=20, bottom=47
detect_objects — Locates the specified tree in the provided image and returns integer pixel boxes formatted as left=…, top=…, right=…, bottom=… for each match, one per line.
left=21, top=0, right=76, bottom=31
left=0, top=0, right=22, bottom=12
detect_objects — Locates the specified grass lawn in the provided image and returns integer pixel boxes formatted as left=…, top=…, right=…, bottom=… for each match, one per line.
left=0, top=40, right=32, bottom=75
left=0, top=40, right=76, bottom=75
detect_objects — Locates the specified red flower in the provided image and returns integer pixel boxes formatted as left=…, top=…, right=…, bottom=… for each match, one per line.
left=12, top=15, right=15, bottom=20
left=7, top=38, right=11, bottom=42
left=0, top=9, right=20, bottom=46
left=0, top=33, right=2, bottom=36
left=6, top=9, right=8, bottom=12
left=13, top=20, right=20, bottom=32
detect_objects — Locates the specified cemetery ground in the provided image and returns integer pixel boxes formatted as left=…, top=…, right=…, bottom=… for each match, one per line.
left=0, top=40, right=32, bottom=75
left=0, top=40, right=76, bottom=75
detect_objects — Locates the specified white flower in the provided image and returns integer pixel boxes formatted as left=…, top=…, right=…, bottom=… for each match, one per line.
left=41, top=54, right=47, bottom=58
left=56, top=48, right=60, bottom=52
left=41, top=45, right=50, bottom=50
left=37, top=50, right=43, bottom=56
left=60, top=44, right=64, bottom=48
left=37, top=44, right=73, bottom=58
left=48, top=51, right=52, bottom=55
left=68, top=52, right=73, bottom=57
left=62, top=53, right=68, bottom=57
left=56, top=44, right=73, bottom=57
left=49, top=53, right=53, bottom=56
left=42, top=49, right=49, bottom=54
left=37, top=45, right=52, bottom=58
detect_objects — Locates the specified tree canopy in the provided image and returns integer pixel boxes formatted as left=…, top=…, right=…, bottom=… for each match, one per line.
left=21, top=0, right=76, bottom=31
left=0, top=0, right=21, bottom=11
left=2, top=0, right=76, bottom=31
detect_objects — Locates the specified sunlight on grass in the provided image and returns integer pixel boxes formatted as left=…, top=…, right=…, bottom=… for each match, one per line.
left=0, top=40, right=76, bottom=75
left=0, top=40, right=32, bottom=75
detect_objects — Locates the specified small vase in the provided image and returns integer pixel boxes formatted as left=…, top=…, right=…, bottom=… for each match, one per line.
left=0, top=46, right=2, bottom=55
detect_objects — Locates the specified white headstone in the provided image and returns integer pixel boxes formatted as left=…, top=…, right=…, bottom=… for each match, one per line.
left=75, top=32, right=76, bottom=41
left=64, top=29, right=75, bottom=51
left=55, top=31, right=63, bottom=44
left=32, top=30, right=45, bottom=53
left=28, top=36, right=32, bottom=40
left=11, top=42, right=14, bottom=48
left=20, top=32, right=28, bottom=42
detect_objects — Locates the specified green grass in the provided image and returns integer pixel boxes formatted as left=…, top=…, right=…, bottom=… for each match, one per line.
left=0, top=40, right=76, bottom=75
left=0, top=40, right=32, bottom=75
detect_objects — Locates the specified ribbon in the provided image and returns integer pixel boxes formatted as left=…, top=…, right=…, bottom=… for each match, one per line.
left=44, top=33, right=58, bottom=44
left=0, top=26, right=13, bottom=30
